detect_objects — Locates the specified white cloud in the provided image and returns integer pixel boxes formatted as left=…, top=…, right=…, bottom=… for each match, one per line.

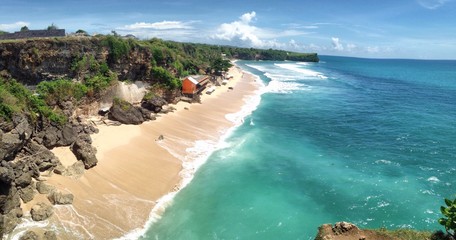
left=116, top=20, right=197, bottom=40
left=213, top=11, right=308, bottom=49
left=331, top=37, right=344, bottom=51
left=366, top=46, right=380, bottom=53
left=0, top=21, right=30, bottom=31
left=417, top=0, right=452, bottom=9
left=346, top=43, right=357, bottom=52
left=121, top=21, right=193, bottom=30
left=240, top=11, right=256, bottom=23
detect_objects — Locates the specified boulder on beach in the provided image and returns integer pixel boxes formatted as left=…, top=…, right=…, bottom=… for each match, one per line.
left=141, top=94, right=168, bottom=113
left=47, top=190, right=74, bottom=205
left=70, top=139, right=98, bottom=169
left=30, top=202, right=53, bottom=221
left=108, top=98, right=145, bottom=125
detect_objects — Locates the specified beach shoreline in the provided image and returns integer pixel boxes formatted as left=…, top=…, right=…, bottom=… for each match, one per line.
left=8, top=64, right=263, bottom=239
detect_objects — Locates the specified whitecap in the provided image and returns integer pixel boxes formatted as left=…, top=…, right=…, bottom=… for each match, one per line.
left=274, top=63, right=327, bottom=79
left=265, top=80, right=309, bottom=94
left=427, top=176, right=440, bottom=183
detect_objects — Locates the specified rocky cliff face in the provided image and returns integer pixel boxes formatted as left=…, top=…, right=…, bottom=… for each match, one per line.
left=0, top=37, right=153, bottom=85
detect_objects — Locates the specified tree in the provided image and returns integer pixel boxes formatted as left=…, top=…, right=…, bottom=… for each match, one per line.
left=47, top=23, right=58, bottom=30
left=210, top=58, right=232, bottom=75
left=20, top=26, right=29, bottom=32
left=75, top=29, right=89, bottom=36
left=438, top=198, right=456, bottom=238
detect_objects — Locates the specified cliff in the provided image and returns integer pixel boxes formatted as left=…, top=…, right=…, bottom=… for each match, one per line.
left=0, top=36, right=153, bottom=85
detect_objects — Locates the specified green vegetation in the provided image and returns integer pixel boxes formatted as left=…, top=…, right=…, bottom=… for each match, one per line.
left=113, top=97, right=132, bottom=111
left=0, top=78, right=66, bottom=124
left=36, top=79, right=88, bottom=104
left=439, top=198, right=456, bottom=238
left=151, top=66, right=181, bottom=89
left=102, top=35, right=133, bottom=62
left=47, top=23, right=58, bottom=30
left=20, top=26, right=29, bottom=32
left=374, top=228, right=432, bottom=240
left=210, top=58, right=232, bottom=75
left=0, top=30, right=8, bottom=35
left=142, top=91, right=155, bottom=101
left=75, top=29, right=89, bottom=36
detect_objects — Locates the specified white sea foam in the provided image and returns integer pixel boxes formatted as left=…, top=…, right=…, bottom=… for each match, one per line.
left=116, top=68, right=265, bottom=240
left=275, top=63, right=327, bottom=79
left=265, top=80, right=310, bottom=94
left=427, top=176, right=440, bottom=183
left=374, top=159, right=401, bottom=166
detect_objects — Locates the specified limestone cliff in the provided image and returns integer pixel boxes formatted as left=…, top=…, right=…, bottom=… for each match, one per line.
left=0, top=37, right=153, bottom=85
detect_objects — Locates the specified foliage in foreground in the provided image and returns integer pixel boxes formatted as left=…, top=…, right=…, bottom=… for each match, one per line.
left=0, top=78, right=66, bottom=124
left=439, top=198, right=456, bottom=238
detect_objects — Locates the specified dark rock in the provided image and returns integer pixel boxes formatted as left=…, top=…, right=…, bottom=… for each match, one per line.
left=44, top=231, right=57, bottom=240
left=23, top=141, right=59, bottom=172
left=19, top=230, right=39, bottom=240
left=63, top=161, right=85, bottom=178
left=141, top=95, right=168, bottom=113
left=30, top=202, right=54, bottom=221
left=108, top=99, right=144, bottom=125
left=36, top=181, right=55, bottom=194
left=1, top=208, right=22, bottom=235
left=0, top=132, right=23, bottom=161
left=0, top=114, right=32, bottom=160
left=18, top=185, right=35, bottom=203
left=52, top=165, right=65, bottom=175
left=42, top=124, right=77, bottom=148
left=138, top=108, right=156, bottom=121
left=15, top=172, right=32, bottom=188
left=0, top=188, right=21, bottom=214
left=0, top=166, right=14, bottom=183
left=83, top=125, right=98, bottom=134
left=78, top=133, right=92, bottom=144
left=70, top=139, right=97, bottom=169
left=47, top=190, right=74, bottom=205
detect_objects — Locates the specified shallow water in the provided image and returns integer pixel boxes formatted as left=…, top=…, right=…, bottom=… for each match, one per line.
left=142, top=56, right=456, bottom=239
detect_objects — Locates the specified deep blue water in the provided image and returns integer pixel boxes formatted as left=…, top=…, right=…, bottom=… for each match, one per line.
left=142, top=56, right=456, bottom=239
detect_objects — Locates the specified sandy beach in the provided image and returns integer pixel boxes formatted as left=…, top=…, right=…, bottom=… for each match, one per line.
left=10, top=65, right=261, bottom=239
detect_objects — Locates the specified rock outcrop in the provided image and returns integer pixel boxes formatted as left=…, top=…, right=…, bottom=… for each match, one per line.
left=0, top=111, right=99, bottom=236
left=108, top=99, right=145, bottom=124
left=47, top=190, right=74, bottom=205
left=30, top=202, right=54, bottom=221
left=141, top=95, right=168, bottom=113
left=70, top=139, right=98, bottom=169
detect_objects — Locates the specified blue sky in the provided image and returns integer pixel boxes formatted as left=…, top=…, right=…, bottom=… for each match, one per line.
left=1, top=0, right=456, bottom=59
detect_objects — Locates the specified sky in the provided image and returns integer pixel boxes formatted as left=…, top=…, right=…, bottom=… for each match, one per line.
left=1, top=0, right=456, bottom=59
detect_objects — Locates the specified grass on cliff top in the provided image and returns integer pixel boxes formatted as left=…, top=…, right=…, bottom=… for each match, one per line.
left=372, top=228, right=434, bottom=240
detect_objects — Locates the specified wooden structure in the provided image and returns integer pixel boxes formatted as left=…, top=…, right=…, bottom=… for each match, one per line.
left=181, top=75, right=210, bottom=97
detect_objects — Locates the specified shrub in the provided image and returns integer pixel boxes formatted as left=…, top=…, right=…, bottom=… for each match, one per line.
left=151, top=66, right=181, bottom=89
left=439, top=198, right=456, bottom=238
left=0, top=78, right=67, bottom=124
left=36, top=79, right=88, bottom=104
left=102, top=35, right=132, bottom=62
left=84, top=73, right=115, bottom=94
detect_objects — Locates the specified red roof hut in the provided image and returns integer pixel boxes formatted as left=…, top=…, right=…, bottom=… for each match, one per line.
left=181, top=75, right=210, bottom=96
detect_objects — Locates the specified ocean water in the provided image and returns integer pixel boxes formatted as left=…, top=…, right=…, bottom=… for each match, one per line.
left=141, top=56, right=456, bottom=239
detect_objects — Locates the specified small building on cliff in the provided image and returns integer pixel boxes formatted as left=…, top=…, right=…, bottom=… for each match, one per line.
left=181, top=75, right=210, bottom=97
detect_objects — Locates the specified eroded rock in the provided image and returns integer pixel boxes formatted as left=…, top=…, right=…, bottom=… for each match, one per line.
left=30, top=202, right=53, bottom=221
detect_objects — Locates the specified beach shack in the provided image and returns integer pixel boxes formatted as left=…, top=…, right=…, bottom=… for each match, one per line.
left=181, top=75, right=210, bottom=97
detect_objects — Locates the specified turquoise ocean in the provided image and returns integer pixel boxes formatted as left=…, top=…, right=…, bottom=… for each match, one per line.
left=141, top=56, right=456, bottom=239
